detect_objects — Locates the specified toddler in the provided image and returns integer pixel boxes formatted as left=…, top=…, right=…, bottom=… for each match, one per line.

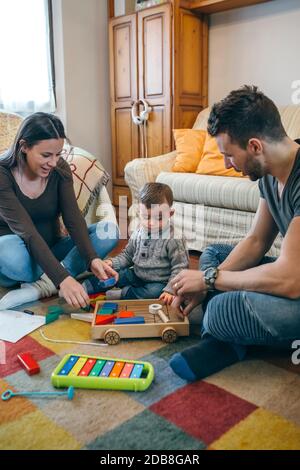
left=84, top=182, right=189, bottom=304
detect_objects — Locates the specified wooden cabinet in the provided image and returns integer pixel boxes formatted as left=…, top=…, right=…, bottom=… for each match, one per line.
left=182, top=0, right=272, bottom=14
left=109, top=0, right=208, bottom=207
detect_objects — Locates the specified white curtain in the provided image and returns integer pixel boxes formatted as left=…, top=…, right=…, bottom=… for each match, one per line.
left=0, top=0, right=55, bottom=115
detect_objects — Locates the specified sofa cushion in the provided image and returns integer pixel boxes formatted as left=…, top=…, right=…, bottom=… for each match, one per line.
left=156, top=172, right=260, bottom=212
left=63, top=147, right=110, bottom=216
left=172, top=129, right=206, bottom=173
left=196, top=133, right=246, bottom=178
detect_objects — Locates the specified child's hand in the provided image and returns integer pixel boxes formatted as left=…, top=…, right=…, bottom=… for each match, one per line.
left=159, top=292, right=175, bottom=305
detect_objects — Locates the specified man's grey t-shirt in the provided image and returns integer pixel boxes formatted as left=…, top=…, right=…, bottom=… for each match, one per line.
left=258, top=147, right=300, bottom=236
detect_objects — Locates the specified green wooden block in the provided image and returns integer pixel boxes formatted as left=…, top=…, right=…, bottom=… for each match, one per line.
left=47, top=305, right=64, bottom=316
left=46, top=312, right=60, bottom=324
left=97, top=308, right=114, bottom=315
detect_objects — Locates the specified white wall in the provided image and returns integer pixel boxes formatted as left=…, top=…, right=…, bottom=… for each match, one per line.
left=209, top=0, right=300, bottom=106
left=52, top=0, right=112, bottom=192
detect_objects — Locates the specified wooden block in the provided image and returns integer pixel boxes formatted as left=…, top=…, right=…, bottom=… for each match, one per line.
left=95, top=314, right=116, bottom=325
left=118, top=311, right=135, bottom=318
left=114, top=316, right=145, bottom=325
left=97, top=308, right=114, bottom=315
left=89, top=293, right=106, bottom=300
left=102, top=302, right=118, bottom=312
left=17, top=352, right=40, bottom=376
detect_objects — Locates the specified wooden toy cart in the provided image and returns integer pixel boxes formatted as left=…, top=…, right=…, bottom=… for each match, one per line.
left=91, top=299, right=189, bottom=345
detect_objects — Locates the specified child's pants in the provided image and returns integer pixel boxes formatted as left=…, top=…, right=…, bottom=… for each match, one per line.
left=116, top=267, right=166, bottom=300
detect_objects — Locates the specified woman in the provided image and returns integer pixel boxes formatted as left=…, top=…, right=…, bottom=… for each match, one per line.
left=0, top=112, right=119, bottom=309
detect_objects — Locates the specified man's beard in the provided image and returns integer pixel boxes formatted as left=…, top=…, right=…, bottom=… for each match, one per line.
left=246, top=158, right=265, bottom=181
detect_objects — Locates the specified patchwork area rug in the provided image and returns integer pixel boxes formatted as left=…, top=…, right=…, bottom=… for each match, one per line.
left=0, top=292, right=300, bottom=451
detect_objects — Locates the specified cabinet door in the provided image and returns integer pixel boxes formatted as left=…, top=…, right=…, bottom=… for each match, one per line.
left=109, top=15, right=139, bottom=187
left=138, top=4, right=172, bottom=157
left=173, top=8, right=208, bottom=130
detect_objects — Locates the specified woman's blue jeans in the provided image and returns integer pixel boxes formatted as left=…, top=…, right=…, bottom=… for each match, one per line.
left=0, top=222, right=119, bottom=287
left=200, top=244, right=300, bottom=350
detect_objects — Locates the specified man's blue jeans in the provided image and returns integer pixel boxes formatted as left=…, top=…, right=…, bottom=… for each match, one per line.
left=0, top=222, right=119, bottom=287
left=200, top=244, right=300, bottom=348
left=116, top=267, right=166, bottom=300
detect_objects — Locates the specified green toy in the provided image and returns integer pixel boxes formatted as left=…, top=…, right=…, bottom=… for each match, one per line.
left=51, top=354, right=154, bottom=392
left=45, top=305, right=64, bottom=324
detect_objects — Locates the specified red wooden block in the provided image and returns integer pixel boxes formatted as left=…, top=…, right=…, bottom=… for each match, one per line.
left=17, top=352, right=40, bottom=376
left=95, top=314, right=116, bottom=325
left=89, top=293, right=106, bottom=300
left=118, top=311, right=135, bottom=318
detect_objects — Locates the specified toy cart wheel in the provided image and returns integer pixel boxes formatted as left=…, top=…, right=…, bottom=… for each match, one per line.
left=162, top=327, right=177, bottom=344
left=104, top=329, right=120, bottom=345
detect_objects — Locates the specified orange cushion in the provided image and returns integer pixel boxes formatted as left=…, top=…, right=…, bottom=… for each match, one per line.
left=196, top=133, right=246, bottom=177
left=172, top=129, right=206, bottom=173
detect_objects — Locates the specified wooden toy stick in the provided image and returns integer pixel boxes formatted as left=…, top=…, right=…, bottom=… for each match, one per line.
left=149, top=304, right=170, bottom=323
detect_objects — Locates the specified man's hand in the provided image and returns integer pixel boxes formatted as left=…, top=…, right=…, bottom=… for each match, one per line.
left=171, top=269, right=207, bottom=296
left=172, top=292, right=207, bottom=316
left=59, top=276, right=90, bottom=308
left=90, top=258, right=119, bottom=283
left=159, top=292, right=175, bottom=305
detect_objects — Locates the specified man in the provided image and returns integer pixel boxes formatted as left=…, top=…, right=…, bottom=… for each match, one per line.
left=169, top=85, right=300, bottom=381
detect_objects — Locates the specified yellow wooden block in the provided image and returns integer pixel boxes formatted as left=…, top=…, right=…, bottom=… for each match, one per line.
left=68, top=357, right=87, bottom=376
left=210, top=408, right=300, bottom=450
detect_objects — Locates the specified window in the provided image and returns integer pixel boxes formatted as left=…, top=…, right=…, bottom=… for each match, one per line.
left=0, top=0, right=55, bottom=115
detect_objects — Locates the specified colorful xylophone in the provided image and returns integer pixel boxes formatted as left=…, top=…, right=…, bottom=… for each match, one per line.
left=51, top=354, right=154, bottom=392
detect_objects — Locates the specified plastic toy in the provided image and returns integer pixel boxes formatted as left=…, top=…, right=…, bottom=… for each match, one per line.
left=2, top=386, right=74, bottom=401
left=51, top=354, right=154, bottom=392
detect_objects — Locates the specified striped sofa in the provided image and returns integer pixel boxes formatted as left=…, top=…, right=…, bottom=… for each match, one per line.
left=125, top=106, right=300, bottom=256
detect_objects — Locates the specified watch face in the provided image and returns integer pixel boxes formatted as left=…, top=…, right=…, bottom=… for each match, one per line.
left=205, top=267, right=216, bottom=278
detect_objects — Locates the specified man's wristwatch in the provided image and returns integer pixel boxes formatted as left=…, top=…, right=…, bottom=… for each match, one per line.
left=203, top=267, right=219, bottom=291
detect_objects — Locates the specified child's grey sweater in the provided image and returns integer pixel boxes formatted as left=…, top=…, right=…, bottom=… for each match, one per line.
left=110, top=226, right=189, bottom=294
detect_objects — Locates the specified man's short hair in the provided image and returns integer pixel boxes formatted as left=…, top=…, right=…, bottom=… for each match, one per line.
left=207, top=85, right=287, bottom=149
left=139, top=182, right=173, bottom=208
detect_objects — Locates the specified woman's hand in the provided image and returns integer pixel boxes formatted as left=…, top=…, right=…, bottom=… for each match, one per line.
left=90, top=258, right=119, bottom=283
left=159, top=292, right=175, bottom=305
left=171, top=269, right=207, bottom=296
left=172, top=292, right=207, bottom=316
left=59, top=276, right=90, bottom=308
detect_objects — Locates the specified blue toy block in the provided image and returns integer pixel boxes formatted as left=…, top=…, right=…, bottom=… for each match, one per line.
left=102, top=302, right=118, bottom=312
left=97, top=277, right=116, bottom=289
left=114, top=316, right=145, bottom=325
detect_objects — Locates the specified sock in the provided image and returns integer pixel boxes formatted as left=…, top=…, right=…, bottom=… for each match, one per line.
left=0, top=284, right=41, bottom=311
left=169, top=336, right=242, bottom=382
left=21, top=272, right=57, bottom=297
left=0, top=273, right=57, bottom=311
